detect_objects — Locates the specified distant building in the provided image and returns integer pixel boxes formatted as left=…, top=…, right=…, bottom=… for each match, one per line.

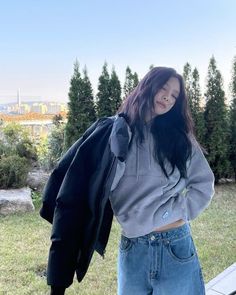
left=19, top=104, right=31, bottom=114
left=9, top=104, right=19, bottom=114
left=47, top=103, right=64, bottom=114
left=31, top=103, right=48, bottom=114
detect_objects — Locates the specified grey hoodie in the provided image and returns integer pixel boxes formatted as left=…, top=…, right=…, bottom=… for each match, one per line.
left=109, top=123, right=215, bottom=238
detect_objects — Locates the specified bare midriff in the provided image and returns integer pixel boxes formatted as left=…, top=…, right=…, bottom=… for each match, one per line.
left=153, top=219, right=186, bottom=232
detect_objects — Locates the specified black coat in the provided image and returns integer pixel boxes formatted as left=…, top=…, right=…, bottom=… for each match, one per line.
left=40, top=114, right=130, bottom=287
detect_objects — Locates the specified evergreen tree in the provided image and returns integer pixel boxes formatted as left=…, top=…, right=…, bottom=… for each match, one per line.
left=123, top=66, right=133, bottom=99
left=110, top=66, right=122, bottom=114
left=204, top=56, right=230, bottom=182
left=191, top=68, right=205, bottom=144
left=96, top=62, right=113, bottom=117
left=64, top=60, right=82, bottom=149
left=183, top=62, right=193, bottom=111
left=123, top=67, right=139, bottom=99
left=81, top=66, right=96, bottom=124
left=132, top=72, right=139, bottom=88
left=229, top=55, right=236, bottom=178
left=64, top=60, right=96, bottom=151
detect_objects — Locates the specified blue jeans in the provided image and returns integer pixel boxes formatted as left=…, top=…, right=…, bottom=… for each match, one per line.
left=117, top=223, right=205, bottom=295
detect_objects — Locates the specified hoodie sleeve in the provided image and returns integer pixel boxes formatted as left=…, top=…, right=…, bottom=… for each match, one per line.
left=136, top=139, right=215, bottom=228
left=183, top=140, right=215, bottom=221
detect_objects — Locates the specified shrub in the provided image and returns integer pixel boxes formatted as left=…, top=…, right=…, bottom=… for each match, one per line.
left=0, top=122, right=37, bottom=161
left=0, top=154, right=30, bottom=189
left=16, top=137, right=38, bottom=162
left=35, top=136, right=51, bottom=171
left=36, top=124, right=65, bottom=171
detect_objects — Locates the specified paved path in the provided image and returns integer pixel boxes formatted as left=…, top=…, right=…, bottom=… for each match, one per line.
left=205, top=263, right=236, bottom=294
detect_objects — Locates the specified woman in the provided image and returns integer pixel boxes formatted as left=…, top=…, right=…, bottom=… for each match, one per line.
left=40, top=67, right=214, bottom=295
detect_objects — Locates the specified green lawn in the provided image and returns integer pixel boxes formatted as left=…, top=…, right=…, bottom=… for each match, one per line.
left=0, top=184, right=236, bottom=295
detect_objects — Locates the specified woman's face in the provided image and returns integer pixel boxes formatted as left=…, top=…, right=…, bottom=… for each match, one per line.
left=149, top=77, right=180, bottom=119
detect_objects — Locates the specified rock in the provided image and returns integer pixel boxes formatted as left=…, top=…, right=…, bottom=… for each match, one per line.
left=0, top=187, right=34, bottom=216
left=218, top=178, right=235, bottom=184
left=27, top=168, right=50, bottom=192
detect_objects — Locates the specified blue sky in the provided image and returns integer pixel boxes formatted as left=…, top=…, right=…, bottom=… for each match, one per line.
left=0, top=0, right=236, bottom=103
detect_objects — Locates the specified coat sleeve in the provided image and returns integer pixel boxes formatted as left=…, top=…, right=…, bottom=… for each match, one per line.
left=46, top=117, right=114, bottom=288
left=39, top=119, right=100, bottom=223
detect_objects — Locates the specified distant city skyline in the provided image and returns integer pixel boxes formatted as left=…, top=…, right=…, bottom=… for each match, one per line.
left=0, top=98, right=67, bottom=117
left=0, top=95, right=67, bottom=104
left=1, top=1, right=236, bottom=104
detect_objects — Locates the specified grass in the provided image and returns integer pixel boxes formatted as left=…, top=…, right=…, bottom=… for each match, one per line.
left=0, top=184, right=236, bottom=294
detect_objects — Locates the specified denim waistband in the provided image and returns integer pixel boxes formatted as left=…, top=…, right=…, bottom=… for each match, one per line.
left=123, top=223, right=191, bottom=243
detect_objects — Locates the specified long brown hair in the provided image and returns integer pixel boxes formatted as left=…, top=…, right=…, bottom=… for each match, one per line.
left=118, top=66, right=195, bottom=178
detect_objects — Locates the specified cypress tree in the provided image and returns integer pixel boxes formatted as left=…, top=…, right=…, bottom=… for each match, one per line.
left=96, top=62, right=113, bottom=117
left=123, top=66, right=134, bottom=99
left=123, top=66, right=139, bottom=99
left=183, top=62, right=193, bottom=112
left=191, top=68, right=206, bottom=144
left=229, top=55, right=236, bottom=178
left=64, top=61, right=96, bottom=151
left=132, top=72, right=139, bottom=88
left=64, top=60, right=83, bottom=150
left=80, top=65, right=97, bottom=125
left=110, top=66, right=122, bottom=114
left=204, top=56, right=230, bottom=182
